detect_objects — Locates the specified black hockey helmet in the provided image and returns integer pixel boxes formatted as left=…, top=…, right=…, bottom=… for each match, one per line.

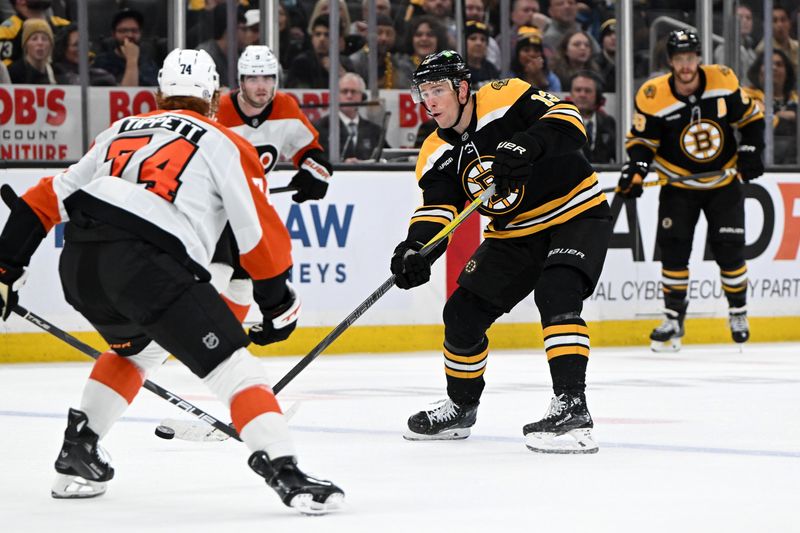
left=411, top=50, right=471, bottom=103
left=667, top=29, right=700, bottom=57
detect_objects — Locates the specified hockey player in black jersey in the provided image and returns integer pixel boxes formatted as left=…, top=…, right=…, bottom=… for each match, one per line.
left=618, top=30, right=765, bottom=352
left=390, top=50, right=612, bottom=453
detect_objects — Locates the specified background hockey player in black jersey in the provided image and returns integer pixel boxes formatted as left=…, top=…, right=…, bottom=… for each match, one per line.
left=618, top=30, right=765, bottom=352
left=390, top=50, right=612, bottom=453
left=0, top=49, right=343, bottom=514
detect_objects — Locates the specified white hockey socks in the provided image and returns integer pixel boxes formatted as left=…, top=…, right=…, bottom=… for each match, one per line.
left=203, top=348, right=295, bottom=459
left=81, top=342, right=169, bottom=438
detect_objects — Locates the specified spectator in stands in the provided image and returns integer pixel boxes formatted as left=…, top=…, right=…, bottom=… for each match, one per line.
left=496, top=0, right=549, bottom=68
left=351, top=0, right=391, bottom=36
left=543, top=0, right=599, bottom=53
left=243, top=9, right=260, bottom=47
left=8, top=17, right=54, bottom=83
left=278, top=2, right=309, bottom=71
left=568, top=70, right=615, bottom=163
left=756, top=5, right=799, bottom=72
left=509, top=30, right=560, bottom=91
left=552, top=29, right=600, bottom=88
left=464, top=20, right=499, bottom=88
left=402, top=0, right=455, bottom=47
left=314, top=72, right=388, bottom=161
left=595, top=17, right=615, bottom=92
left=714, top=3, right=756, bottom=78
left=396, top=15, right=447, bottom=73
left=350, top=14, right=412, bottom=89
left=52, top=24, right=116, bottom=85
left=0, top=0, right=70, bottom=68
left=307, top=0, right=351, bottom=36
left=0, top=59, right=9, bottom=83
left=285, top=14, right=354, bottom=88
left=92, top=8, right=158, bottom=87
left=465, top=0, right=501, bottom=70
left=746, top=49, right=798, bottom=164
left=197, top=4, right=247, bottom=88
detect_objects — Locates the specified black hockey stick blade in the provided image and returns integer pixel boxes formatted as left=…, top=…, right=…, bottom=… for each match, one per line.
left=12, top=304, right=242, bottom=441
left=272, top=184, right=497, bottom=394
left=269, top=186, right=299, bottom=194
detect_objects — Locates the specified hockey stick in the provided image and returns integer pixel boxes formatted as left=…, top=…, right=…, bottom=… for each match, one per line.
left=269, top=186, right=299, bottom=194
left=12, top=304, right=242, bottom=442
left=601, top=168, right=739, bottom=194
left=153, top=185, right=498, bottom=440
left=271, top=184, right=498, bottom=395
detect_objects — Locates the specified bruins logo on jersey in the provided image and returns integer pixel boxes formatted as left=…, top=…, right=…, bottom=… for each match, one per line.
left=644, top=84, right=656, bottom=99
left=680, top=119, right=723, bottom=162
left=491, top=79, right=510, bottom=90
left=461, top=156, right=523, bottom=214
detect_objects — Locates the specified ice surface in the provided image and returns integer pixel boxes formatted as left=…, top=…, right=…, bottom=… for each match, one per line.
left=1, top=343, right=798, bottom=532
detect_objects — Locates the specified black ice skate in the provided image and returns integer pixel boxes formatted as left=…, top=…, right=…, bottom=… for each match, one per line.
left=248, top=452, right=344, bottom=515
left=404, top=398, right=478, bottom=441
left=650, top=309, right=685, bottom=352
left=522, top=393, right=598, bottom=454
left=729, top=308, right=750, bottom=345
left=51, top=408, right=114, bottom=499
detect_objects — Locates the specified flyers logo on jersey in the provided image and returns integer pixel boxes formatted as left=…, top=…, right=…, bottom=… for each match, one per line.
left=461, top=156, right=523, bottom=215
left=680, top=119, right=723, bottom=162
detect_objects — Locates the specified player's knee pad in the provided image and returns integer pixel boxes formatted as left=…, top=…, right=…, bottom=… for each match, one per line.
left=443, top=288, right=503, bottom=350
left=144, top=283, right=250, bottom=378
left=125, top=341, right=170, bottom=377
left=208, top=262, right=235, bottom=293
left=709, top=241, right=745, bottom=269
left=202, top=347, right=271, bottom=405
left=534, top=266, right=586, bottom=326
left=657, top=238, right=692, bottom=267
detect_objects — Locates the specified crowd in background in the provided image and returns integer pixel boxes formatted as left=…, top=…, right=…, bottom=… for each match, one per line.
left=1, top=0, right=800, bottom=164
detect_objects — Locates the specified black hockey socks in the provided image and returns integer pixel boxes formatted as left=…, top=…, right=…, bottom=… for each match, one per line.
left=661, top=266, right=689, bottom=307
left=543, top=317, right=589, bottom=396
left=444, top=336, right=488, bottom=406
left=720, top=262, right=748, bottom=309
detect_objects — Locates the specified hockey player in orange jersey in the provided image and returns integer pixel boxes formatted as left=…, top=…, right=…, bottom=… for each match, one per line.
left=0, top=48, right=343, bottom=514
left=212, top=45, right=333, bottom=323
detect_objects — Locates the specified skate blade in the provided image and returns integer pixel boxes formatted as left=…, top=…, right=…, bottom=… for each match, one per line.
left=51, top=473, right=107, bottom=499
left=289, top=492, right=345, bottom=516
left=650, top=338, right=682, bottom=353
left=403, top=427, right=471, bottom=441
left=524, top=428, right=599, bottom=454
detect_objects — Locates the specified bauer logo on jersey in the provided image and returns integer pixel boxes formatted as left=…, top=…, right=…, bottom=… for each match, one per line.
left=461, top=156, right=523, bottom=215
left=680, top=119, right=723, bottom=162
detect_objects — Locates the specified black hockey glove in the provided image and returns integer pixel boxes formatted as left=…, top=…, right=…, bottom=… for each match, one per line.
left=390, top=241, right=431, bottom=290
left=492, top=132, right=541, bottom=197
left=0, top=260, right=26, bottom=320
left=249, top=282, right=301, bottom=345
left=289, top=156, right=332, bottom=203
left=737, top=145, right=764, bottom=182
left=617, top=161, right=648, bottom=198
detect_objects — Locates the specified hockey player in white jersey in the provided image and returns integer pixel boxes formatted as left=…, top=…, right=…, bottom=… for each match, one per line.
left=213, top=44, right=333, bottom=323
left=0, top=49, right=343, bottom=515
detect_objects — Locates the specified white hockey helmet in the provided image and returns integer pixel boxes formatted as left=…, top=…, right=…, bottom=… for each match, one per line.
left=158, top=48, right=220, bottom=102
left=238, top=45, right=279, bottom=84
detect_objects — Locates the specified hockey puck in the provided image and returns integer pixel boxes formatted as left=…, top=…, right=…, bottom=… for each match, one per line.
left=154, top=425, right=176, bottom=440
